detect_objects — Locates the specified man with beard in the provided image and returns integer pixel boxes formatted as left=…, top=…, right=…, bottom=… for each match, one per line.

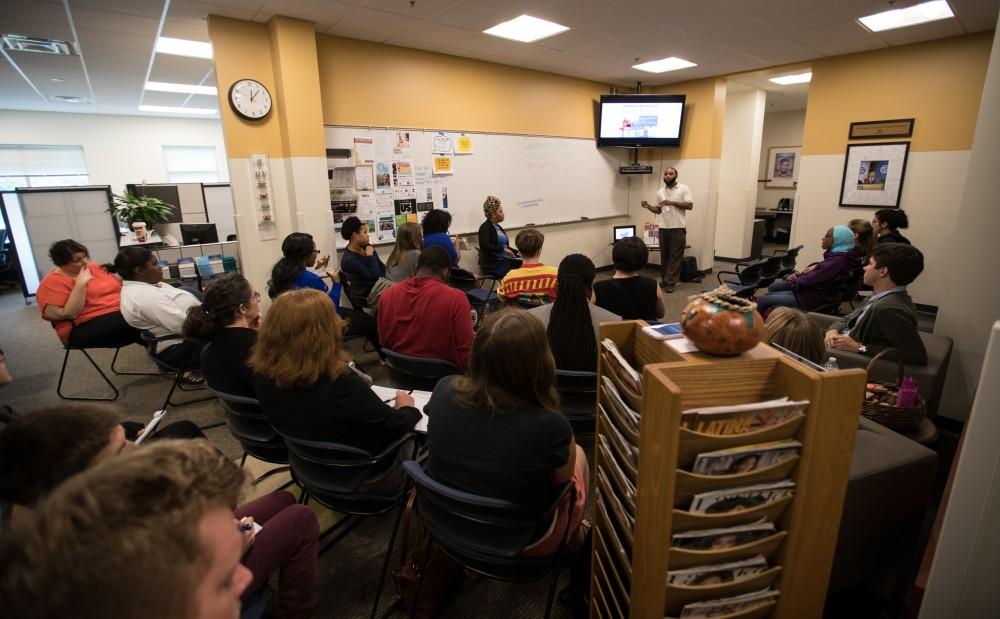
left=641, top=167, right=693, bottom=292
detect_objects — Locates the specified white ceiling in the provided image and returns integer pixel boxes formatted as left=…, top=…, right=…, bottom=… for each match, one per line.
left=0, top=0, right=996, bottom=118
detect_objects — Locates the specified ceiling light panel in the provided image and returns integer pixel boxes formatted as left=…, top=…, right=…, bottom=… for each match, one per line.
left=632, top=57, right=697, bottom=74
left=145, top=81, right=217, bottom=95
left=154, top=37, right=213, bottom=59
left=483, top=15, right=569, bottom=43
left=858, top=0, right=954, bottom=32
left=769, top=72, right=812, bottom=85
left=139, top=105, right=216, bottom=115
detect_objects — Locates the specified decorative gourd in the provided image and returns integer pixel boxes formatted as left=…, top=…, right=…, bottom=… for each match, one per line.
left=680, top=287, right=767, bottom=355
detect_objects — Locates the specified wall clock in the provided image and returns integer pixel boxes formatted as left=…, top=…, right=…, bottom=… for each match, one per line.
left=228, top=79, right=272, bottom=120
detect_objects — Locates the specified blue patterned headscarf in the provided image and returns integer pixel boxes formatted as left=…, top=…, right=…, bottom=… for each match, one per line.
left=831, top=225, right=855, bottom=253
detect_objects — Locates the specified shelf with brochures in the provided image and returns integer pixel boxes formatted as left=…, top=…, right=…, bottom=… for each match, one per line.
left=589, top=321, right=867, bottom=619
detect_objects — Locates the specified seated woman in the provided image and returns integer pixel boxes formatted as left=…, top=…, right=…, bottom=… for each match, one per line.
left=756, top=226, right=864, bottom=316
left=115, top=246, right=202, bottom=370
left=340, top=216, right=386, bottom=282
left=421, top=209, right=461, bottom=265
left=593, top=236, right=666, bottom=321
left=426, top=309, right=589, bottom=556
left=268, top=231, right=381, bottom=352
left=36, top=239, right=140, bottom=349
left=386, top=222, right=422, bottom=282
left=764, top=307, right=825, bottom=365
left=182, top=273, right=260, bottom=397
left=478, top=195, right=519, bottom=277
left=530, top=254, right=621, bottom=372
left=873, top=208, right=911, bottom=245
left=251, top=289, right=419, bottom=482
left=849, top=218, right=875, bottom=260
left=0, top=404, right=320, bottom=618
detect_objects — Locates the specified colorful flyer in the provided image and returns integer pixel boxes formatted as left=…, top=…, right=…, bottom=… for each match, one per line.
left=431, top=131, right=454, bottom=155
left=354, top=165, right=374, bottom=191
left=433, top=156, right=453, bottom=175
left=456, top=133, right=474, bottom=155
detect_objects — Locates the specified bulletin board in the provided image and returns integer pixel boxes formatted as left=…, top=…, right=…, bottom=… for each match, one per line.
left=323, top=125, right=632, bottom=246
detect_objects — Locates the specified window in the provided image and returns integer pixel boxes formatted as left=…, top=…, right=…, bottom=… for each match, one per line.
left=0, top=145, right=90, bottom=191
left=163, top=145, right=221, bottom=183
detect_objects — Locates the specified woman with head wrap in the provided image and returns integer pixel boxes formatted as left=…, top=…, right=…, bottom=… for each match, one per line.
left=755, top=225, right=864, bottom=315
left=477, top=195, right=520, bottom=277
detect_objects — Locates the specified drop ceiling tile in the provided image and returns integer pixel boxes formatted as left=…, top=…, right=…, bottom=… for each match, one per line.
left=366, top=0, right=462, bottom=20
left=196, top=0, right=270, bottom=11
left=67, top=7, right=160, bottom=36
left=788, top=21, right=886, bottom=57
left=426, top=1, right=510, bottom=30
left=326, top=7, right=424, bottom=42
left=169, top=0, right=260, bottom=25
left=185, top=93, right=219, bottom=106
left=68, top=0, right=166, bottom=20
left=950, top=0, right=1000, bottom=31
left=258, top=0, right=354, bottom=26
left=141, top=91, right=196, bottom=106
left=384, top=20, right=477, bottom=50
left=148, top=63, right=217, bottom=86
left=75, top=27, right=155, bottom=54
left=160, top=19, right=212, bottom=42
left=149, top=54, right=215, bottom=79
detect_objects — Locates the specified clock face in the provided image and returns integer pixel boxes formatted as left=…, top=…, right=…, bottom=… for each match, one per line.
left=228, top=79, right=272, bottom=120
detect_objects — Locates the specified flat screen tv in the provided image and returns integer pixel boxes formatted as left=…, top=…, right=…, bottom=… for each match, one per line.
left=597, top=94, right=686, bottom=148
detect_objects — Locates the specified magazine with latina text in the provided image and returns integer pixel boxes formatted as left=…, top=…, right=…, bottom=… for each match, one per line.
left=689, top=480, right=795, bottom=514
left=671, top=519, right=777, bottom=550
left=678, top=588, right=780, bottom=618
left=601, top=376, right=641, bottom=432
left=681, top=397, right=808, bottom=435
left=691, top=440, right=802, bottom=475
left=667, top=554, right=768, bottom=585
left=601, top=339, right=642, bottom=394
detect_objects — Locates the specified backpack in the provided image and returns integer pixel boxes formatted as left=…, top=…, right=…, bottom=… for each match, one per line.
left=680, top=256, right=702, bottom=283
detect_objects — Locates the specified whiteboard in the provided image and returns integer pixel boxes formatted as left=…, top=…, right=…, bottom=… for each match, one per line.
left=324, top=126, right=631, bottom=239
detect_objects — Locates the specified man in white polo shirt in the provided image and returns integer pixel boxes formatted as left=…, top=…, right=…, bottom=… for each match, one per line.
left=641, top=166, right=693, bottom=293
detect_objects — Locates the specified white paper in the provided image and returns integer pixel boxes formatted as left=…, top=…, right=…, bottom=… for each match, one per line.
left=371, top=385, right=398, bottom=402
left=431, top=132, right=454, bottom=155
left=666, top=337, right=699, bottom=353
left=372, top=132, right=392, bottom=162
left=353, top=137, right=374, bottom=164
left=331, top=167, right=355, bottom=188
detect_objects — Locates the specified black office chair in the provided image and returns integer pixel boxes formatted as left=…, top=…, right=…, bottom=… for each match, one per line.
left=205, top=382, right=289, bottom=485
left=757, top=254, right=785, bottom=290
left=53, top=323, right=156, bottom=402
left=555, top=369, right=598, bottom=435
left=774, top=244, right=805, bottom=277
left=0, top=229, right=19, bottom=291
left=281, top=432, right=418, bottom=619
left=401, top=460, right=575, bottom=619
left=341, top=272, right=375, bottom=311
left=706, top=258, right=765, bottom=298
left=382, top=347, right=461, bottom=391
left=139, top=330, right=215, bottom=411
left=449, top=267, right=500, bottom=327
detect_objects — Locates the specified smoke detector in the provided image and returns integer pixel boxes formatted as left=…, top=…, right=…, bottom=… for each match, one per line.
left=50, top=95, right=92, bottom=104
left=2, top=34, right=78, bottom=56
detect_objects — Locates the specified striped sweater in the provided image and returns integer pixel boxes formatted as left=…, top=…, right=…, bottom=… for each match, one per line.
left=497, top=263, right=559, bottom=303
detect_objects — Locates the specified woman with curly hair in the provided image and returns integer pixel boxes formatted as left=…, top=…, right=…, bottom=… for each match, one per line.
left=476, top=195, right=519, bottom=277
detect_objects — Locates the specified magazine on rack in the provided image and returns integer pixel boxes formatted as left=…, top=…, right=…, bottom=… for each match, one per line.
left=667, top=554, right=768, bottom=585
left=601, top=376, right=641, bottom=431
left=600, top=339, right=642, bottom=394
left=597, top=436, right=636, bottom=510
left=689, top=480, right=795, bottom=514
left=671, top=519, right=776, bottom=550
left=681, top=397, right=808, bottom=435
left=691, top=440, right=802, bottom=475
left=678, top=588, right=780, bottom=618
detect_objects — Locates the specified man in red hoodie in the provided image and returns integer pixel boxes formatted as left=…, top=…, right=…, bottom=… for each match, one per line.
left=377, top=245, right=474, bottom=370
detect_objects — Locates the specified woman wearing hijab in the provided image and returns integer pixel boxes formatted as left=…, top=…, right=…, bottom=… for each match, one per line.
left=756, top=225, right=864, bottom=315
left=477, top=195, right=519, bottom=277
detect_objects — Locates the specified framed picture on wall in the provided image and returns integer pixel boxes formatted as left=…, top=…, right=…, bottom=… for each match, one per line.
left=838, top=141, right=910, bottom=208
left=765, top=146, right=801, bottom=188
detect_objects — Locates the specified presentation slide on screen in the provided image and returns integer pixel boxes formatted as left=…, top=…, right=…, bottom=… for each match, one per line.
left=600, top=102, right=683, bottom=139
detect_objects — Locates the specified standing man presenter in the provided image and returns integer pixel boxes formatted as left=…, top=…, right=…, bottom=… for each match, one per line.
left=641, top=167, right=693, bottom=293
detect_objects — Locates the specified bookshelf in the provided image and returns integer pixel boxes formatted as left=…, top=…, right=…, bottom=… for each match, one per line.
left=591, top=321, right=866, bottom=619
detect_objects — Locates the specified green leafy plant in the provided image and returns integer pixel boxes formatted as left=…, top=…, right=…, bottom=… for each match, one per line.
left=110, top=191, right=175, bottom=225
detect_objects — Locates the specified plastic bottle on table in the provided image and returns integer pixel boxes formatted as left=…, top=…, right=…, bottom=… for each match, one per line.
left=823, top=357, right=839, bottom=371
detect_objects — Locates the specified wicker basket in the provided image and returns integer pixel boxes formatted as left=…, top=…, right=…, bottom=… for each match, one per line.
left=860, top=348, right=926, bottom=432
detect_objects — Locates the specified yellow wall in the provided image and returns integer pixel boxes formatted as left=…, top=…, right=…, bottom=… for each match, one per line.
left=316, top=35, right=609, bottom=139
left=267, top=17, right=327, bottom=158
left=649, top=77, right=725, bottom=159
left=803, top=32, right=993, bottom=155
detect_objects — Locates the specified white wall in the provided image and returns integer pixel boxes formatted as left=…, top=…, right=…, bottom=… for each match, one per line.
left=757, top=110, right=806, bottom=209
left=716, top=88, right=767, bottom=259
left=0, top=111, right=229, bottom=195
left=791, top=150, right=968, bottom=308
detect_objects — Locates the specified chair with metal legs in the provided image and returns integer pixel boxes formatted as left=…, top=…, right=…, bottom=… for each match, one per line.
left=139, top=331, right=215, bottom=413
left=54, top=323, right=161, bottom=401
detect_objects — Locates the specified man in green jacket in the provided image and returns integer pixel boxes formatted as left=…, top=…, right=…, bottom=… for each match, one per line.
left=824, top=243, right=928, bottom=365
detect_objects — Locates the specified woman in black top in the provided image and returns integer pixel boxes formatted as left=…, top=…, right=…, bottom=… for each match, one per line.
left=477, top=195, right=520, bottom=277
left=426, top=309, right=589, bottom=556
left=593, top=236, right=666, bottom=321
left=873, top=209, right=912, bottom=245
left=250, top=289, right=418, bottom=461
left=182, top=273, right=260, bottom=397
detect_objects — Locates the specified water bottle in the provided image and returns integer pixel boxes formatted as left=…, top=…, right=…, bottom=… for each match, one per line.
left=823, top=357, right=839, bottom=371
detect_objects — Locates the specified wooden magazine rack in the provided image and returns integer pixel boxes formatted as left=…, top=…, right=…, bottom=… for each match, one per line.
left=591, top=321, right=866, bottom=619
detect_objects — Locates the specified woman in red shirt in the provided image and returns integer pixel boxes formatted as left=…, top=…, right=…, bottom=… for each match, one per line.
left=36, top=239, right=140, bottom=348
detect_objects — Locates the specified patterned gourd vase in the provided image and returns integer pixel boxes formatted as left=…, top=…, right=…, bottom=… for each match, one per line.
left=680, top=287, right=768, bottom=356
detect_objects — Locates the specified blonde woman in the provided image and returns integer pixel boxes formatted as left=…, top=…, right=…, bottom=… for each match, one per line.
left=385, top=222, right=423, bottom=282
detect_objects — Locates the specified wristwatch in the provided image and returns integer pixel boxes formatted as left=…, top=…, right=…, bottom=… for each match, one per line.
left=857, top=343, right=868, bottom=354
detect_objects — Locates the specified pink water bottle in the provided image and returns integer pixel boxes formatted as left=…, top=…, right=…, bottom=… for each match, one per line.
left=897, top=376, right=919, bottom=408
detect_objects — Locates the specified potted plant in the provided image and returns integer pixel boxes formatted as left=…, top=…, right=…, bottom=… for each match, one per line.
left=110, top=191, right=175, bottom=242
